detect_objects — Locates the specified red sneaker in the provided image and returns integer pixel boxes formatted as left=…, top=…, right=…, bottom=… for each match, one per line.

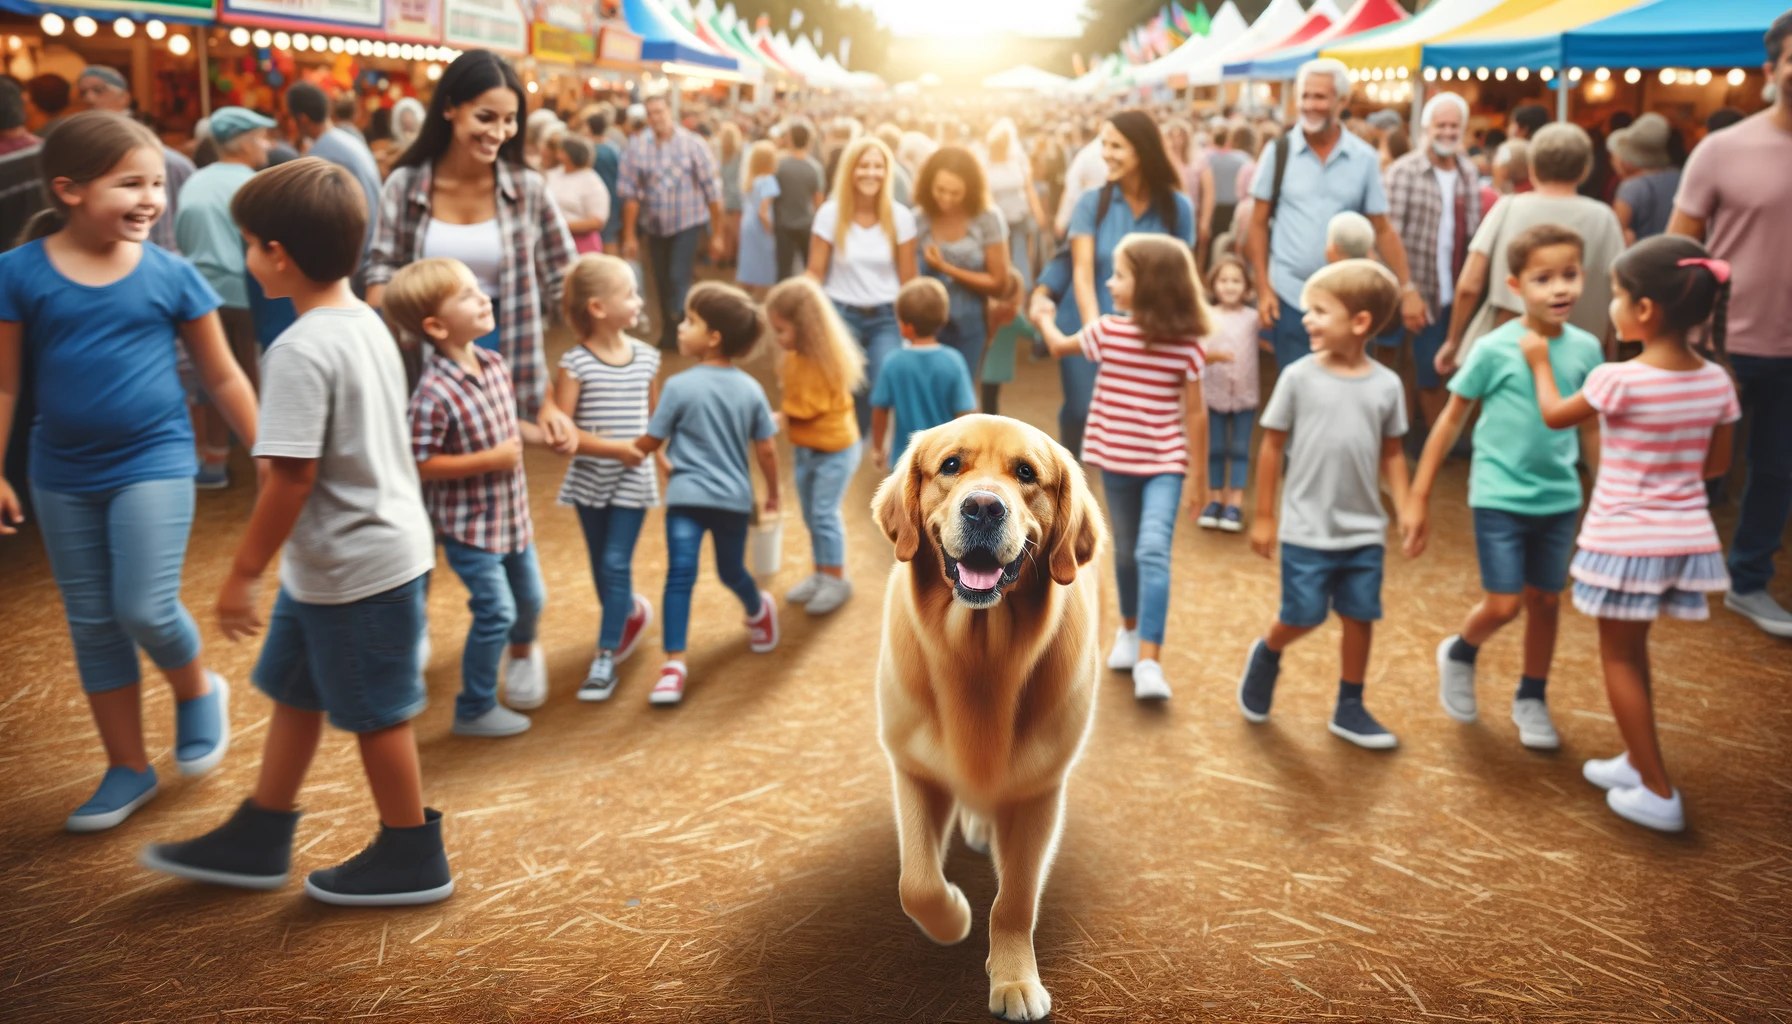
left=649, top=661, right=687, bottom=706
left=745, top=590, right=778, bottom=653
left=615, top=593, right=653, bottom=664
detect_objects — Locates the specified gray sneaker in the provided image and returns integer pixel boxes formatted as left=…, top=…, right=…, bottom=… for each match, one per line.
left=785, top=573, right=825, bottom=605
left=1510, top=698, right=1560, bottom=750
left=452, top=705, right=532, bottom=737
left=579, top=651, right=619, bottom=703
left=804, top=575, right=853, bottom=615
left=1330, top=697, right=1398, bottom=750
left=1436, top=635, right=1477, bottom=723
left=1724, top=589, right=1792, bottom=639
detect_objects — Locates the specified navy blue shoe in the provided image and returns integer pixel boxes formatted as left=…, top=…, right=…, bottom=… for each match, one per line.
left=1330, top=698, right=1399, bottom=750
left=1219, top=505, right=1244, bottom=533
left=1238, top=640, right=1279, bottom=723
left=140, top=798, right=300, bottom=890
left=305, top=809, right=454, bottom=907
left=66, top=765, right=158, bottom=832
left=1196, top=501, right=1224, bottom=529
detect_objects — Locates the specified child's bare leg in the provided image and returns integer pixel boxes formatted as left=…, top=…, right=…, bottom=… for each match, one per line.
left=1461, top=592, right=1522, bottom=647
left=87, top=685, right=150, bottom=772
left=1225, top=487, right=1246, bottom=507
left=1265, top=620, right=1317, bottom=652
left=819, top=565, right=845, bottom=579
left=1520, top=587, right=1560, bottom=680
left=1339, top=615, right=1372, bottom=685
left=161, top=656, right=211, bottom=702
left=357, top=721, right=426, bottom=828
left=253, top=703, right=325, bottom=811
left=1597, top=618, right=1671, bottom=797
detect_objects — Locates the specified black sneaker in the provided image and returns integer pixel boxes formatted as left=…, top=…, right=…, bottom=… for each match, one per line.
left=1237, top=639, right=1279, bottom=723
left=304, top=808, right=454, bottom=907
left=1330, top=697, right=1399, bottom=750
left=139, top=798, right=299, bottom=890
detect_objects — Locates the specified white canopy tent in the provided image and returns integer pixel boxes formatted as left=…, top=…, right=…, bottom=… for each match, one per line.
left=981, top=64, right=1074, bottom=92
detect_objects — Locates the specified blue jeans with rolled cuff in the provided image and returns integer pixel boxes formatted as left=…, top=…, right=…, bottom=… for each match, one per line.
left=576, top=504, right=648, bottom=652
left=1101, top=470, right=1184, bottom=646
left=661, top=506, right=762, bottom=654
left=1208, top=408, right=1255, bottom=491
left=440, top=539, right=545, bottom=720
left=794, top=442, right=861, bottom=568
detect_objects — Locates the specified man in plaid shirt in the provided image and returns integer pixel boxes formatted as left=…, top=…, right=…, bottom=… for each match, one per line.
left=618, top=93, right=724, bottom=348
left=1382, top=92, right=1483, bottom=436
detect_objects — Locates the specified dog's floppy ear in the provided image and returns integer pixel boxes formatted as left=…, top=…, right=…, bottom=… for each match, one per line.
left=1047, top=449, right=1103, bottom=586
left=872, top=441, right=924, bottom=562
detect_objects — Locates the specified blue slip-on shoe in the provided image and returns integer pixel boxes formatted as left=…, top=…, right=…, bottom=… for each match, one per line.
left=194, top=462, right=230, bottom=491
left=1195, top=501, right=1224, bottom=529
left=1237, top=639, right=1279, bottom=723
left=66, top=765, right=159, bottom=832
left=1330, top=697, right=1399, bottom=750
left=175, top=673, right=230, bottom=776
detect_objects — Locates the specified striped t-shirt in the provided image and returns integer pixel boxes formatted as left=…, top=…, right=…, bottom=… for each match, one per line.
left=1578, top=359, right=1740, bottom=557
left=557, top=340, right=661, bottom=509
left=1077, top=315, right=1205, bottom=476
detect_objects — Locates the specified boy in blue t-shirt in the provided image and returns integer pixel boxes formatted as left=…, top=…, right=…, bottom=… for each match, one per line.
left=871, top=277, right=976, bottom=469
left=1404, top=224, right=1604, bottom=753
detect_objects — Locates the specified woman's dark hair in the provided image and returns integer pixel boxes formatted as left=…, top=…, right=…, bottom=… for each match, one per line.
left=22, top=110, right=161, bottom=244
left=396, top=50, right=527, bottom=169
left=0, top=78, right=24, bottom=132
left=1104, top=108, right=1182, bottom=234
left=914, top=145, right=989, bottom=219
left=686, top=281, right=765, bottom=359
left=1612, top=234, right=1730, bottom=356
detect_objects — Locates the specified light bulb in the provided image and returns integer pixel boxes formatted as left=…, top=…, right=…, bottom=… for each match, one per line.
left=39, top=13, right=63, bottom=36
left=1624, top=68, right=1640, bottom=84
left=1594, top=67, right=1610, bottom=81
left=426, top=64, right=443, bottom=82
left=1440, top=67, right=1453, bottom=81
left=1695, top=69, right=1711, bottom=85
left=311, top=35, right=327, bottom=51
left=146, top=19, right=166, bottom=39
left=1568, top=67, right=1583, bottom=82
left=294, top=34, right=309, bottom=51
left=1727, top=68, right=1745, bottom=86
left=114, top=18, right=135, bottom=38
left=73, top=16, right=98, bottom=37
left=1516, top=67, right=1529, bottom=81
left=168, top=33, right=191, bottom=56
left=328, top=36, right=344, bottom=53
left=229, top=27, right=250, bottom=47
left=1494, top=67, right=1507, bottom=81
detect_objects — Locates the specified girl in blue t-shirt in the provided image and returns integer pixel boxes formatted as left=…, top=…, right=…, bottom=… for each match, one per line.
left=0, top=112, right=260, bottom=833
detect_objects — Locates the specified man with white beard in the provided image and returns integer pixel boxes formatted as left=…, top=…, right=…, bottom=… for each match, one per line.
left=1381, top=92, right=1483, bottom=433
left=1247, top=58, right=1423, bottom=371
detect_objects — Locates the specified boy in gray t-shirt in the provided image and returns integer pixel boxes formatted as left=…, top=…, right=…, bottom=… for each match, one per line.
left=1237, top=260, right=1412, bottom=751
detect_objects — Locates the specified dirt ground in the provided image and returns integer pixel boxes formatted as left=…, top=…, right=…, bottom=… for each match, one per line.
left=2, top=327, right=1790, bottom=1024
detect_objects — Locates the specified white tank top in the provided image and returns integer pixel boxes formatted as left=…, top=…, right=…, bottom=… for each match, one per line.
left=422, top=219, right=502, bottom=297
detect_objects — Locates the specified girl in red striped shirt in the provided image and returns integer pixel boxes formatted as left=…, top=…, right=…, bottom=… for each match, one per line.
left=1031, top=234, right=1209, bottom=702
left=1522, top=235, right=1740, bottom=834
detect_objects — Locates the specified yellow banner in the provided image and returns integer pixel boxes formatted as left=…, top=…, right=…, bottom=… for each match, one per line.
left=531, top=21, right=595, bottom=65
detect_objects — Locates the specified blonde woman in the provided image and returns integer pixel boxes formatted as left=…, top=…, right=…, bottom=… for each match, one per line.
left=736, top=140, right=781, bottom=292
left=716, top=122, right=744, bottom=265
left=807, top=136, right=917, bottom=434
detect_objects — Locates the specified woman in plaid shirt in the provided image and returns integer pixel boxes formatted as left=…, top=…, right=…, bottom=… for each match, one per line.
left=365, top=51, right=578, bottom=440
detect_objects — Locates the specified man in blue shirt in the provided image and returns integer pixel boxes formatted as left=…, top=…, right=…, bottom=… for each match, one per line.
left=1247, top=58, right=1423, bottom=370
left=285, top=83, right=381, bottom=278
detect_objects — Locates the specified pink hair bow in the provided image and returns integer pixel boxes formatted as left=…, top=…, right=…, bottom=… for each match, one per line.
left=1677, top=257, right=1731, bottom=284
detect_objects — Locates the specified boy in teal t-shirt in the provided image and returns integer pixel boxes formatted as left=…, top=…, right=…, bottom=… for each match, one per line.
left=1404, top=224, right=1604, bottom=752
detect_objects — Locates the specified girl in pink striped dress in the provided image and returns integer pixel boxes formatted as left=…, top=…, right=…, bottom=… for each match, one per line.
left=1520, top=235, right=1740, bottom=835
left=1031, top=234, right=1210, bottom=703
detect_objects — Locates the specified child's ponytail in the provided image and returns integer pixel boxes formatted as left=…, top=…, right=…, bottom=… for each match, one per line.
left=1611, top=234, right=1731, bottom=362
left=18, top=111, right=162, bottom=247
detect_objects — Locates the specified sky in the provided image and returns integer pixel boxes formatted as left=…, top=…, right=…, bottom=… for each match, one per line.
left=857, top=0, right=1087, bottom=38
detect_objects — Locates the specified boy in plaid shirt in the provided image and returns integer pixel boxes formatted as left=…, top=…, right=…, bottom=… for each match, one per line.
left=387, top=258, right=568, bottom=738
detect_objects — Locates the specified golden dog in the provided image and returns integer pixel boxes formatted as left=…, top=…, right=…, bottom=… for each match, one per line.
left=871, top=415, right=1104, bottom=1021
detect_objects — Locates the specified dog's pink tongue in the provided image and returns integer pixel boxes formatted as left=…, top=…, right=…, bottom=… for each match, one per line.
left=958, top=564, right=1003, bottom=590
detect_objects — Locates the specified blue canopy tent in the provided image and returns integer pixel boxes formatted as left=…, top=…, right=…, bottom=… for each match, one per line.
left=1423, top=0, right=1783, bottom=70
left=623, top=0, right=740, bottom=71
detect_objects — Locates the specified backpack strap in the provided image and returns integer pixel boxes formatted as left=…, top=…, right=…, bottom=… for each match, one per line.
left=1266, top=135, right=1291, bottom=228
left=1094, top=181, right=1114, bottom=230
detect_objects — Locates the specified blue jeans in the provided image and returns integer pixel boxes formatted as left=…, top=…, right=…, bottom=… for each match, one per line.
left=837, top=301, right=903, bottom=437
left=1729, top=354, right=1792, bottom=595
left=1101, top=470, right=1184, bottom=646
left=1268, top=291, right=1312, bottom=371
left=576, top=504, right=648, bottom=651
left=1058, top=354, right=1099, bottom=458
left=648, top=225, right=703, bottom=347
left=932, top=274, right=988, bottom=381
left=1472, top=507, right=1578, bottom=594
left=795, top=442, right=862, bottom=567
left=33, top=477, right=201, bottom=694
left=663, top=506, right=761, bottom=653
left=440, top=540, right=545, bottom=719
left=254, top=574, right=428, bottom=733
left=1208, top=408, right=1255, bottom=491
left=1377, top=304, right=1451, bottom=390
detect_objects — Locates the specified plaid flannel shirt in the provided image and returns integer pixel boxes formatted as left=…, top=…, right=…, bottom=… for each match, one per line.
left=368, top=159, right=577, bottom=420
left=1383, top=149, right=1482, bottom=317
left=409, top=347, right=533, bottom=554
left=616, top=125, right=721, bottom=237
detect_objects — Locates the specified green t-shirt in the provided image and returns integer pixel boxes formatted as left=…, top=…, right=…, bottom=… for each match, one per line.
left=1448, top=318, right=1604, bottom=515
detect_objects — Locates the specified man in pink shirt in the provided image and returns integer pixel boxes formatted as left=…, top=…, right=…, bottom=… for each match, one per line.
left=1669, top=10, right=1792, bottom=639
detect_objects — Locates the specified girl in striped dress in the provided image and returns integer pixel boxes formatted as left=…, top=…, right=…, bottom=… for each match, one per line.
left=1520, top=235, right=1740, bottom=834
left=1031, top=234, right=1210, bottom=703
left=551, top=255, right=663, bottom=702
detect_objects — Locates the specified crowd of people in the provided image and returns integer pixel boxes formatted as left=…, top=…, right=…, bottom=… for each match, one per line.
left=0, top=12, right=1788, bottom=908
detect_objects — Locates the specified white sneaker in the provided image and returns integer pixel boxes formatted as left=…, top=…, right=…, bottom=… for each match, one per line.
left=804, top=575, right=853, bottom=615
left=504, top=644, right=547, bottom=710
left=1106, top=626, right=1140, bottom=671
left=1583, top=751, right=1643, bottom=790
left=1724, top=589, right=1792, bottom=639
left=1132, top=659, right=1171, bottom=701
left=1510, top=698, right=1559, bottom=750
left=1607, top=784, right=1685, bottom=832
left=785, top=573, right=825, bottom=605
left=1436, top=636, right=1477, bottom=723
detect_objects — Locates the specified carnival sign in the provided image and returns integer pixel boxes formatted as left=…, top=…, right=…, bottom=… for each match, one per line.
left=445, top=0, right=528, bottom=53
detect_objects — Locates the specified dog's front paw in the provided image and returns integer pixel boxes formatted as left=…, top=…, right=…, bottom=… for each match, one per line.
left=903, top=881, right=972, bottom=945
left=989, top=978, right=1051, bottom=1020
left=960, top=810, right=991, bottom=854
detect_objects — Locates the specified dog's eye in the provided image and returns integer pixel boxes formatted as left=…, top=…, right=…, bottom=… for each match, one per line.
left=940, top=456, right=961, bottom=475
left=1015, top=462, right=1036, bottom=484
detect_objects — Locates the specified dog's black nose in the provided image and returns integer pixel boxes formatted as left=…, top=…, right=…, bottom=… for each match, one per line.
left=959, top=491, right=1007, bottom=523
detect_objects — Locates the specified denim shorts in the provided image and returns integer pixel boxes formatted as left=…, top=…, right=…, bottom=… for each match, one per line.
left=1279, top=542, right=1384, bottom=627
left=253, top=573, right=428, bottom=733
left=1472, top=507, right=1578, bottom=594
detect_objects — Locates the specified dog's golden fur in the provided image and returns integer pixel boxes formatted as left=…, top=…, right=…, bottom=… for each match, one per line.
left=871, top=415, right=1104, bottom=1021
